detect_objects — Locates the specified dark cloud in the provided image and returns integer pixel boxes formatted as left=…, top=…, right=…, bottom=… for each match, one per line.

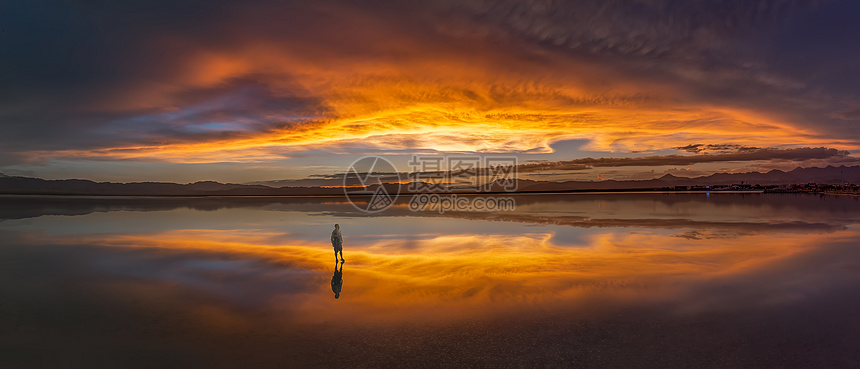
left=833, top=107, right=860, bottom=121
left=519, top=147, right=856, bottom=172
left=452, top=0, right=816, bottom=56
left=674, top=144, right=744, bottom=153
left=449, top=0, right=860, bottom=143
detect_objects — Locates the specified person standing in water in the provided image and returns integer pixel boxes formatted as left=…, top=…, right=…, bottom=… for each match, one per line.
left=331, top=224, right=344, bottom=262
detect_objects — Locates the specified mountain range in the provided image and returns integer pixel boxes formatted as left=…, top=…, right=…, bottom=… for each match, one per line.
left=0, top=165, right=858, bottom=196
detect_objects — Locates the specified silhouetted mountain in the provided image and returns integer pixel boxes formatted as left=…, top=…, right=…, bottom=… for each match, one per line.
left=517, top=165, right=860, bottom=192
left=1, top=165, right=858, bottom=196
left=0, top=176, right=343, bottom=196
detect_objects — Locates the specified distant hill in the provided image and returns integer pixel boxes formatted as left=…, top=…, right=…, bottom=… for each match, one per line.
left=1, top=165, right=858, bottom=196
left=0, top=176, right=344, bottom=196
left=517, top=165, right=860, bottom=192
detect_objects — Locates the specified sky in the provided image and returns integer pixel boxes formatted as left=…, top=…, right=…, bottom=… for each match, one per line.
left=2, top=0, right=860, bottom=183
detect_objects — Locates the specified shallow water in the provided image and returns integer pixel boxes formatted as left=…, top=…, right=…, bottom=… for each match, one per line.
left=2, top=193, right=860, bottom=368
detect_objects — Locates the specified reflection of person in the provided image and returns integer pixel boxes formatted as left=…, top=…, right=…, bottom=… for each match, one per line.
left=331, top=224, right=344, bottom=262
left=331, top=260, right=343, bottom=299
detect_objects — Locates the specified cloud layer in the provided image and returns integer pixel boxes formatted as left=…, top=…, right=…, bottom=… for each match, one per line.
left=2, top=0, right=860, bottom=179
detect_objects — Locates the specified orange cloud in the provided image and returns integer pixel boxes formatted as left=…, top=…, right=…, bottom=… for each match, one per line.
left=5, top=0, right=860, bottom=181
left=23, top=12, right=855, bottom=164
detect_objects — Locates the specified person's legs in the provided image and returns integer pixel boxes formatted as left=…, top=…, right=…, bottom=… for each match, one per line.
left=334, top=249, right=339, bottom=261
left=338, top=249, right=344, bottom=261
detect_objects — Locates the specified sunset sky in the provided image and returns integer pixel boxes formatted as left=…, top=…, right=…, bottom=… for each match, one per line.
left=2, top=0, right=860, bottom=183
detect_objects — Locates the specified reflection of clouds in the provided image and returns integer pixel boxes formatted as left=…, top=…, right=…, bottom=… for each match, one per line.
left=430, top=213, right=848, bottom=236
left=663, top=236, right=860, bottom=316
left=24, top=227, right=857, bottom=324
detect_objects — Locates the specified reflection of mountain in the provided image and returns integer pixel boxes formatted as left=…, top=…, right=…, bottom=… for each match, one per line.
left=0, top=196, right=346, bottom=220
left=322, top=193, right=860, bottom=236
left=2, top=165, right=859, bottom=196
left=4, top=194, right=859, bottom=235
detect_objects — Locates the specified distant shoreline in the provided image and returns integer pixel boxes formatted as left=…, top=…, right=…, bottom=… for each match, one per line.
left=2, top=165, right=857, bottom=198
left=0, top=189, right=770, bottom=198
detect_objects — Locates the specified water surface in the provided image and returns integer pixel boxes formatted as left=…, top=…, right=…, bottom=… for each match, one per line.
left=2, top=194, right=860, bottom=368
